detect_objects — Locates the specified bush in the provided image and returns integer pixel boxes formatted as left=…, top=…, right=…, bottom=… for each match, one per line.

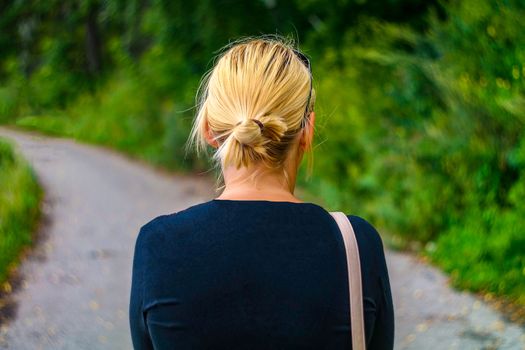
left=299, top=0, right=525, bottom=305
left=14, top=43, right=206, bottom=172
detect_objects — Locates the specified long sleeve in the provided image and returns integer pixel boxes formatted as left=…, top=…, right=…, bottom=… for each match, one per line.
left=349, top=215, right=395, bottom=349
left=373, top=264, right=395, bottom=349
left=129, top=226, right=154, bottom=350
left=368, top=225, right=395, bottom=349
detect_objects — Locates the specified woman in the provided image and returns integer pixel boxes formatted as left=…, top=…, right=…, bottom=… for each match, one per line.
left=129, top=35, right=394, bottom=349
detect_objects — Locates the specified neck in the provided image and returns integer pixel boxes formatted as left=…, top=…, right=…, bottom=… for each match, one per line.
left=216, top=161, right=301, bottom=202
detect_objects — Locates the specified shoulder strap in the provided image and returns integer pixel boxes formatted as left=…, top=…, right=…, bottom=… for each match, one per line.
left=329, top=212, right=366, bottom=350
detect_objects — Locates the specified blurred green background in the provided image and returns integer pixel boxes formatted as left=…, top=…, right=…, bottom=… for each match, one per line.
left=0, top=0, right=524, bottom=318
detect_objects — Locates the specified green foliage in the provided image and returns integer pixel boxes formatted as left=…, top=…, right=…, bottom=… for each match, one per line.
left=0, top=59, right=33, bottom=122
left=0, top=137, right=42, bottom=284
left=429, top=203, right=525, bottom=305
left=1, top=0, right=523, bottom=308
left=302, top=0, right=525, bottom=304
left=15, top=43, right=206, bottom=171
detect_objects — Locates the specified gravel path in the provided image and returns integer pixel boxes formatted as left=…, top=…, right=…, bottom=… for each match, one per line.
left=0, top=126, right=524, bottom=350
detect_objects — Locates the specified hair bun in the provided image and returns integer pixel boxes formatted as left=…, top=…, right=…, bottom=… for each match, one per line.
left=258, top=113, right=288, bottom=142
left=232, top=114, right=288, bottom=147
left=235, top=118, right=264, bottom=132
left=232, top=118, right=265, bottom=146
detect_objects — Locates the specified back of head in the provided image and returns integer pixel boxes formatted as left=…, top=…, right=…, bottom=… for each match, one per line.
left=186, top=34, right=315, bottom=187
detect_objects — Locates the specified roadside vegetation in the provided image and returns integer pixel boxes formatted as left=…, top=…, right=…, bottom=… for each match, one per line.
left=1, top=0, right=523, bottom=317
left=0, top=137, right=42, bottom=285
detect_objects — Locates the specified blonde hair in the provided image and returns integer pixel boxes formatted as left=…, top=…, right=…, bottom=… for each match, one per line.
left=185, top=34, right=316, bottom=192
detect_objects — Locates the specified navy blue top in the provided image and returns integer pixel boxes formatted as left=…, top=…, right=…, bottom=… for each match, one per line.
left=129, top=199, right=394, bottom=349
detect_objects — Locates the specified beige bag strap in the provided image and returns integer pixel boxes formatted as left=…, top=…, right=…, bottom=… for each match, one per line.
left=329, top=212, right=366, bottom=350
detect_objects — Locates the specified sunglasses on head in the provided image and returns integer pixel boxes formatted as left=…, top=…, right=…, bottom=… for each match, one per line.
left=292, top=49, right=313, bottom=129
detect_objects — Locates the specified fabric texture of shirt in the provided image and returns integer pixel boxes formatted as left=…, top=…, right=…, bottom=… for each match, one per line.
left=129, top=199, right=395, bottom=349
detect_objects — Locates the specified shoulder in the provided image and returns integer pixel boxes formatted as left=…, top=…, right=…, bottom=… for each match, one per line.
left=345, top=214, right=388, bottom=272
left=347, top=215, right=385, bottom=251
left=134, top=201, right=210, bottom=249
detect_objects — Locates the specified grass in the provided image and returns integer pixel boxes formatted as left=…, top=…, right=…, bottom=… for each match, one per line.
left=0, top=137, right=43, bottom=284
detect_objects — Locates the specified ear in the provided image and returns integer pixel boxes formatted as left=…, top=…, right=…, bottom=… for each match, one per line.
left=300, top=111, right=315, bottom=152
left=204, top=119, right=219, bottom=149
